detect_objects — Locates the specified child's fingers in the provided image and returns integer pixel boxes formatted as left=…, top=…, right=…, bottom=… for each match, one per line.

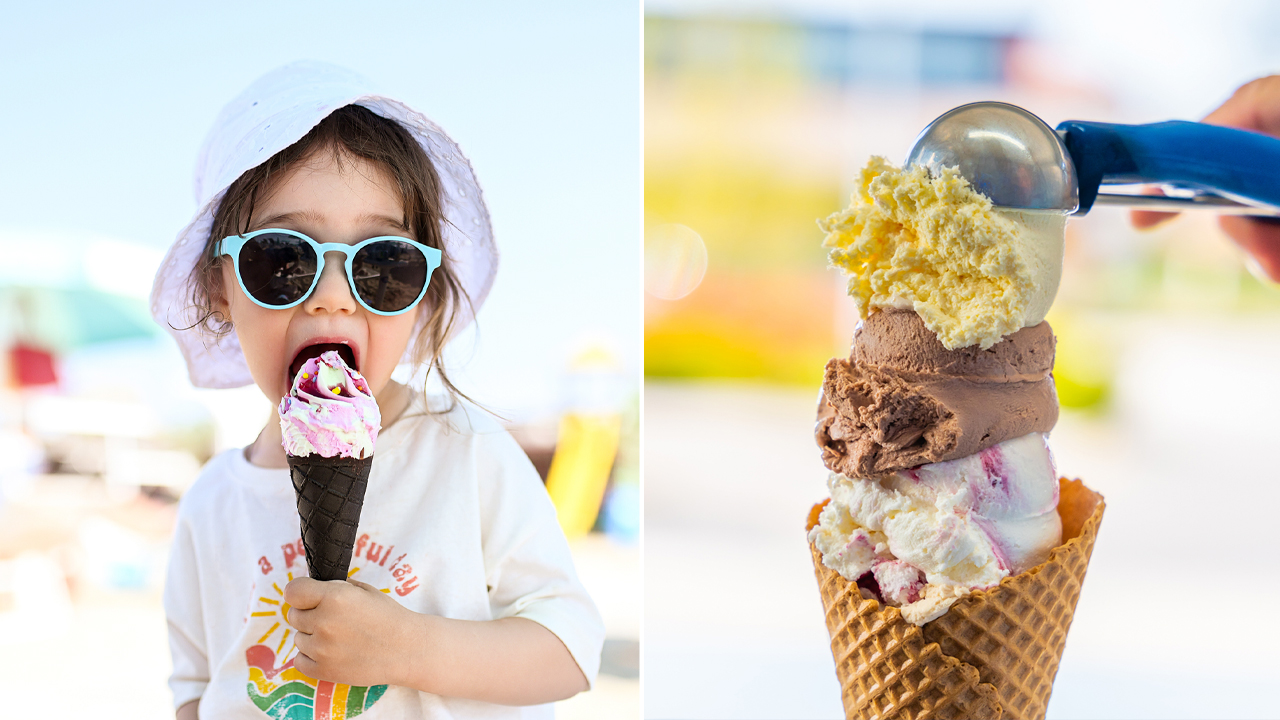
left=347, top=579, right=379, bottom=593
left=284, top=577, right=326, bottom=609
left=286, top=605, right=315, bottom=633
left=292, top=635, right=337, bottom=683
left=292, top=646, right=322, bottom=679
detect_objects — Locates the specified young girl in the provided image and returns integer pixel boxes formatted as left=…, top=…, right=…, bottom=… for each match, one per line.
left=151, top=61, right=604, bottom=719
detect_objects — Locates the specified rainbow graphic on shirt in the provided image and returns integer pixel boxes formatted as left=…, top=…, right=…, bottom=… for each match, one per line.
left=245, top=568, right=391, bottom=719
left=246, top=644, right=387, bottom=719
left=245, top=537, right=419, bottom=718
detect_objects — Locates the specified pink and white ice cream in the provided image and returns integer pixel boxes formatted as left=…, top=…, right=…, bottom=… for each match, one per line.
left=278, top=350, right=380, bottom=459
left=808, top=432, right=1061, bottom=625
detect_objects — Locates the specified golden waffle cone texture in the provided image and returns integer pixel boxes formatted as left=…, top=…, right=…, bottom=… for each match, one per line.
left=809, top=478, right=1105, bottom=720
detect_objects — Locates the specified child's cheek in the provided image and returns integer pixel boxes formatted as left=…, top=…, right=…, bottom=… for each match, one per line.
left=231, top=305, right=294, bottom=399
left=366, top=313, right=419, bottom=391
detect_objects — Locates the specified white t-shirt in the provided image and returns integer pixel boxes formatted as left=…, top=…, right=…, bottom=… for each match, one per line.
left=164, top=396, right=604, bottom=719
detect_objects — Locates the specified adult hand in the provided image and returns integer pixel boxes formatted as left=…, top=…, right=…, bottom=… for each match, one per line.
left=1130, top=75, right=1280, bottom=280
left=283, top=577, right=414, bottom=687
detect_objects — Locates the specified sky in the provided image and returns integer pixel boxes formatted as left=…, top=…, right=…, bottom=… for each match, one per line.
left=0, top=0, right=640, bottom=424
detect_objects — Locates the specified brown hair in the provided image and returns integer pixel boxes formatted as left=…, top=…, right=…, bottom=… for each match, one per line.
left=189, top=104, right=474, bottom=408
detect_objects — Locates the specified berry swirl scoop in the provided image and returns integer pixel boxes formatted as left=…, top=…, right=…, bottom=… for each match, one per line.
left=278, top=350, right=380, bottom=581
left=279, top=350, right=380, bottom=460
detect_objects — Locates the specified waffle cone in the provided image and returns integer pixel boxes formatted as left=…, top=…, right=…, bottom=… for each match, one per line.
left=808, top=477, right=1104, bottom=720
left=288, top=454, right=373, bottom=582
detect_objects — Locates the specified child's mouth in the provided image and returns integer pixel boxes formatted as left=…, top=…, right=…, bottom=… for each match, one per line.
left=289, top=343, right=357, bottom=383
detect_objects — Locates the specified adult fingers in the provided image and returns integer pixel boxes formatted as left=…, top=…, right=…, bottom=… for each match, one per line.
left=1220, top=215, right=1280, bottom=281
left=1129, top=187, right=1179, bottom=229
left=1203, top=79, right=1261, bottom=128
left=1130, top=209, right=1179, bottom=229
left=1203, top=76, right=1280, bottom=135
left=283, top=577, right=326, bottom=610
left=1205, top=78, right=1280, bottom=279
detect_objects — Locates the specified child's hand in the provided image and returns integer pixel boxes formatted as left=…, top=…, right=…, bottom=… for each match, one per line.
left=283, top=577, right=413, bottom=687
left=286, top=577, right=589, bottom=704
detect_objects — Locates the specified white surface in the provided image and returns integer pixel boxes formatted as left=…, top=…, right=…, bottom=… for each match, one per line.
left=644, top=313, right=1280, bottom=719
left=570, top=534, right=641, bottom=640
left=0, top=586, right=173, bottom=718
left=645, top=382, right=842, bottom=719
left=557, top=535, right=640, bottom=719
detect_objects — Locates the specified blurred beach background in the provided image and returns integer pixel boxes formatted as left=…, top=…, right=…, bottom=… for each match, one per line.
left=644, top=1, right=1280, bottom=718
left=0, top=2, right=638, bottom=717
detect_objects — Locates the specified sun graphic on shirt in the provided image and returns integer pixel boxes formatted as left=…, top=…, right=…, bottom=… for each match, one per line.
left=249, top=570, right=299, bottom=665
left=245, top=566, right=395, bottom=720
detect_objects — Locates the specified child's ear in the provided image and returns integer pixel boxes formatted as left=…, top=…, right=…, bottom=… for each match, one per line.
left=210, top=261, right=234, bottom=324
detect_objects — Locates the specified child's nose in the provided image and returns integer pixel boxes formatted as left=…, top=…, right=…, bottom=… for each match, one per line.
left=303, top=251, right=358, bottom=315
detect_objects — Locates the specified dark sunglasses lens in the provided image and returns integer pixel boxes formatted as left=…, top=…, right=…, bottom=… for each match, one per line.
left=351, top=240, right=429, bottom=313
left=238, top=233, right=317, bottom=307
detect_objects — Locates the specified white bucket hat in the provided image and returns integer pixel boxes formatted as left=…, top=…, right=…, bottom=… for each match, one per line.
left=150, top=60, right=497, bottom=389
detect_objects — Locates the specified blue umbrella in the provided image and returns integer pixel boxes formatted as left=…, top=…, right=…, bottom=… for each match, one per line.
left=0, top=286, right=157, bottom=353
left=0, top=231, right=162, bottom=352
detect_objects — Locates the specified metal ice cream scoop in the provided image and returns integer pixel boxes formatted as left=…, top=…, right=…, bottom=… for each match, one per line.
left=905, top=101, right=1280, bottom=217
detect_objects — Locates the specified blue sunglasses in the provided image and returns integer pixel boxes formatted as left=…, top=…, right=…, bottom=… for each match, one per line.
left=217, top=229, right=442, bottom=316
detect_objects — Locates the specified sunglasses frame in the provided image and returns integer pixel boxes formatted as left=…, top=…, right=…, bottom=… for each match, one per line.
left=217, top=228, right=443, bottom=316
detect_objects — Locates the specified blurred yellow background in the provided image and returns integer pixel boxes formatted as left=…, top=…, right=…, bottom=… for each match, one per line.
left=644, top=4, right=1280, bottom=719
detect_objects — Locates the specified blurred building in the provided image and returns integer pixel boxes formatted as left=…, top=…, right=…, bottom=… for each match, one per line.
left=647, top=16, right=1011, bottom=87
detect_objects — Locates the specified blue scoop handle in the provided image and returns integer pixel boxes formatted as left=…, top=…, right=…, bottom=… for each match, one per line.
left=1056, top=120, right=1280, bottom=214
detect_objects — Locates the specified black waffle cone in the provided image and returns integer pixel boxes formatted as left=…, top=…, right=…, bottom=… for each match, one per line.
left=287, top=453, right=373, bottom=582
